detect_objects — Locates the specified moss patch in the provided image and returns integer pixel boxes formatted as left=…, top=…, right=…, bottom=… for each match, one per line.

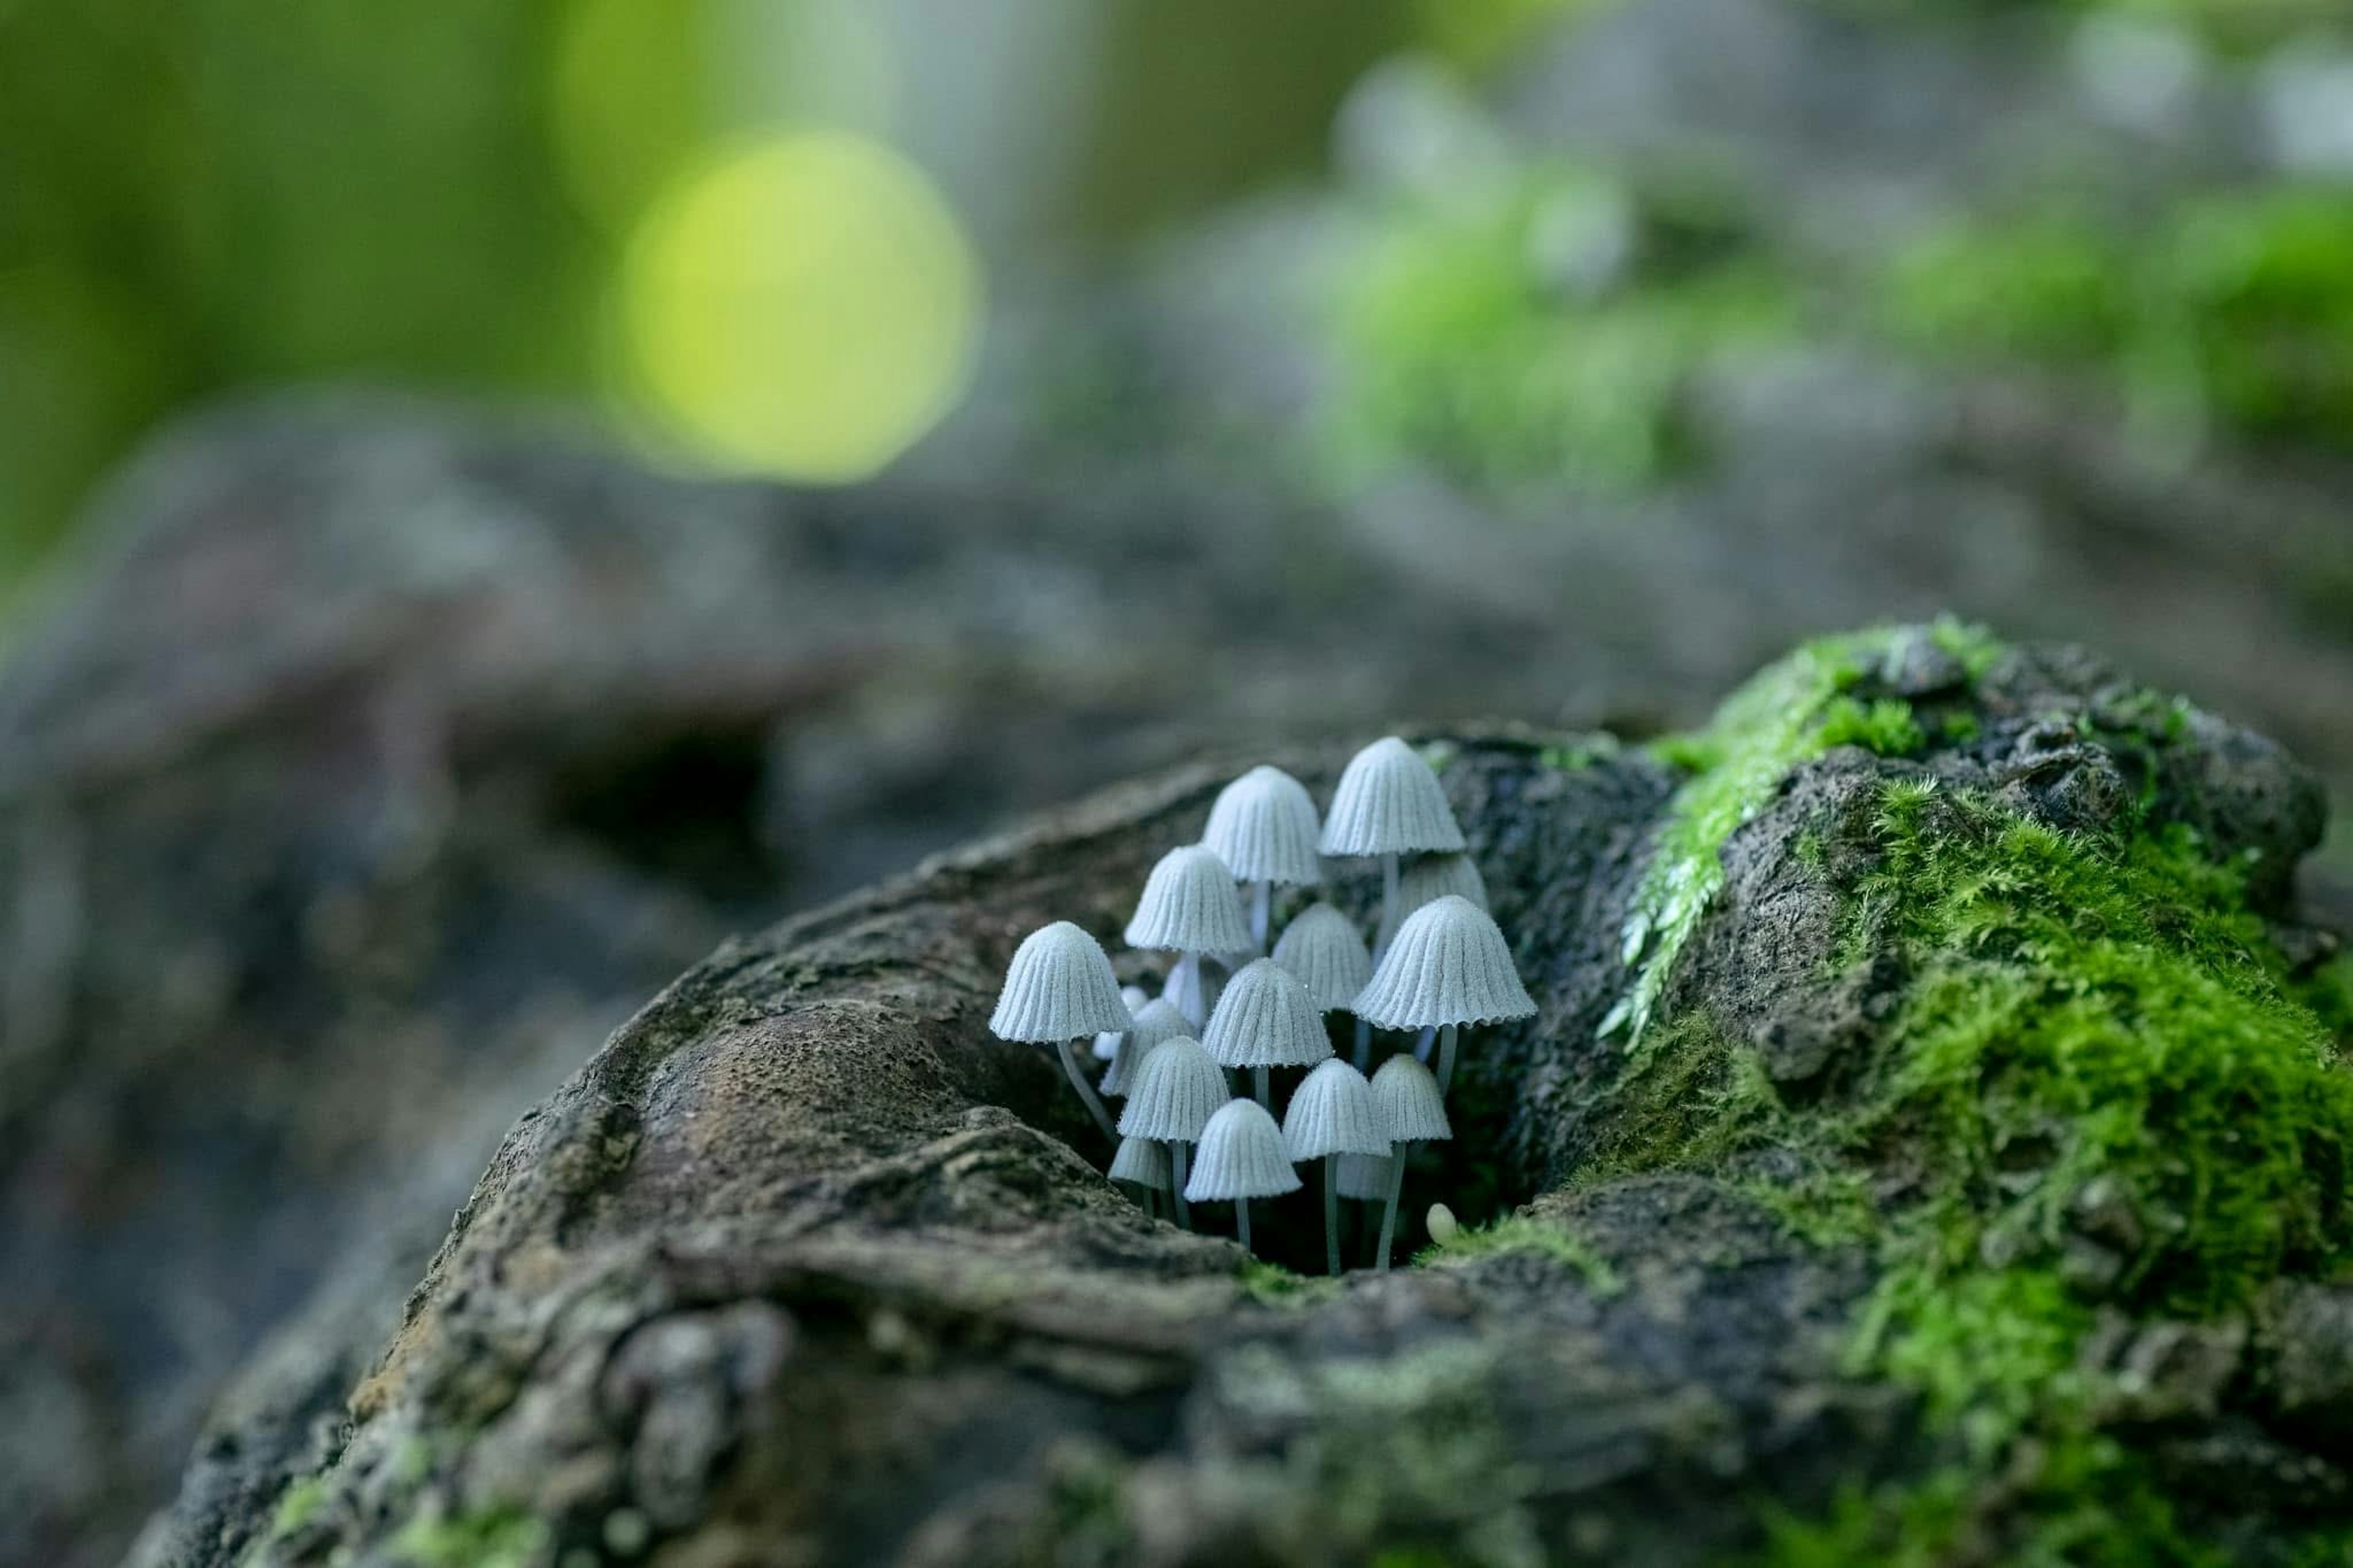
left=1413, top=1213, right=1624, bottom=1292
left=389, top=1506, right=549, bottom=1568
left=1605, top=618, right=1998, bottom=1047
left=1585, top=622, right=2353, bottom=1558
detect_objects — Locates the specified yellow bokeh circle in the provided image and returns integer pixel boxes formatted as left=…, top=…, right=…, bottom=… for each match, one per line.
left=621, top=132, right=982, bottom=482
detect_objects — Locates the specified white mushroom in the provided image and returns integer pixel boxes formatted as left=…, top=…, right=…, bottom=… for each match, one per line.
left=1203, top=765, right=1323, bottom=952
left=1202, top=957, right=1332, bottom=1108
left=1108, top=1134, right=1173, bottom=1219
left=1095, top=984, right=1153, bottom=1062
left=990, top=921, right=1132, bottom=1142
left=1273, top=901, right=1376, bottom=1071
left=1355, top=894, right=1534, bottom=1097
left=1281, top=1059, right=1389, bottom=1274
left=1117, top=1036, right=1227, bottom=1230
left=1373, top=850, right=1491, bottom=956
left=1367, top=1055, right=1453, bottom=1271
left=1126, top=845, right=1252, bottom=1028
left=1100, top=996, right=1191, bottom=1099
left=1319, top=737, right=1464, bottom=961
left=1183, top=1097, right=1302, bottom=1253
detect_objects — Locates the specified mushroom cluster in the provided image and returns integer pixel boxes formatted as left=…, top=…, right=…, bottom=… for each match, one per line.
left=988, top=738, right=1534, bottom=1272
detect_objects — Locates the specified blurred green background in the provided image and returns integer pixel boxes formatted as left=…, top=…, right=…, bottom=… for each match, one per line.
left=4, top=0, right=2351, bottom=589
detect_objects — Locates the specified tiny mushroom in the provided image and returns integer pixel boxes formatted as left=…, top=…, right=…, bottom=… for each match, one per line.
left=1202, top=956, right=1333, bottom=1108
left=1368, top=1054, right=1453, bottom=1271
left=1319, top=737, right=1464, bottom=960
left=1202, top=765, right=1324, bottom=952
left=1374, top=850, right=1491, bottom=956
left=1281, top=1058, right=1389, bottom=1274
left=1108, top=1134, right=1173, bottom=1219
left=1117, top=1036, right=1227, bottom=1230
left=1100, top=996, right=1191, bottom=1099
left=1183, top=1097, right=1302, bottom=1253
left=1355, top=894, right=1535, bottom=1097
left=1335, top=1151, right=1394, bottom=1204
left=1095, top=984, right=1153, bottom=1062
left=990, top=920, right=1131, bottom=1142
left=1127, top=845, right=1252, bottom=1028
left=1271, top=901, right=1376, bottom=1069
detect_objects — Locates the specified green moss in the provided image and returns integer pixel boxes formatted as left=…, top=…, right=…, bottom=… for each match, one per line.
left=1813, top=696, right=1924, bottom=758
left=1239, top=1257, right=1338, bottom=1308
left=1587, top=629, right=2353, bottom=1558
left=267, top=1478, right=328, bottom=1539
left=390, top=1506, right=549, bottom=1568
left=1326, top=165, right=1791, bottom=494
left=1413, top=1213, right=1624, bottom=1292
left=1606, top=620, right=1999, bottom=1045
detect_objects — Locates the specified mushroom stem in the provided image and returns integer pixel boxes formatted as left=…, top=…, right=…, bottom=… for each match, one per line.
left=1435, top=1023, right=1458, bottom=1096
left=1165, top=952, right=1208, bottom=1028
left=1374, top=1146, right=1408, bottom=1272
left=1249, top=880, right=1271, bottom=952
left=1324, top=1156, right=1342, bottom=1276
left=1352, top=1015, right=1372, bottom=1072
left=1169, top=1143, right=1192, bottom=1230
left=1235, top=1198, right=1252, bottom=1253
left=1251, top=1064, right=1270, bottom=1109
left=1414, top=1025, right=1436, bottom=1064
left=1058, top=1039, right=1117, bottom=1142
left=1377, top=854, right=1401, bottom=961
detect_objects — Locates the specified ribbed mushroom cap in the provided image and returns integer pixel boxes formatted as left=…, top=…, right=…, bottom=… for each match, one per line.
left=1270, top=903, right=1374, bottom=1012
left=1377, top=852, right=1493, bottom=956
left=1116, top=1037, right=1227, bottom=1143
left=1203, top=766, right=1324, bottom=887
left=1370, top=1055, right=1453, bottom=1144
left=1093, top=986, right=1151, bottom=1062
left=1335, top=1151, right=1394, bottom=1200
left=1282, top=1059, right=1390, bottom=1162
left=1108, top=1135, right=1172, bottom=1191
left=1202, top=958, right=1333, bottom=1070
left=1100, top=998, right=1192, bottom=1097
left=990, top=922, right=1132, bottom=1042
left=1183, top=1098, right=1303, bottom=1202
left=1318, top=737, right=1465, bottom=858
left=1125, top=846, right=1252, bottom=955
left=1355, top=895, right=1536, bottom=1031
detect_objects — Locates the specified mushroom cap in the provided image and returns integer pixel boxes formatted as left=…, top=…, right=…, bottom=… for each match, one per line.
left=1370, top=1054, right=1453, bottom=1144
left=1125, top=846, right=1252, bottom=956
left=990, top=921, right=1132, bottom=1042
left=1270, top=903, right=1374, bottom=1012
left=1318, top=737, right=1465, bottom=858
left=1203, top=766, right=1324, bottom=887
left=1202, top=958, right=1333, bottom=1070
left=1094, top=985, right=1153, bottom=1061
left=1182, top=1098, right=1303, bottom=1202
left=1100, top=998, right=1192, bottom=1097
left=1108, top=1135, right=1172, bottom=1190
left=1334, top=1151, right=1395, bottom=1200
left=1116, top=1037, right=1227, bottom=1143
left=1281, top=1059, right=1389, bottom=1162
left=1354, top=895, right=1536, bottom=1031
left=1375, top=851, right=1491, bottom=953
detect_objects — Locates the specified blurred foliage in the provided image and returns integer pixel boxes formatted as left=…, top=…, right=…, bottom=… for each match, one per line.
left=0, top=0, right=601, bottom=578
left=1326, top=167, right=1793, bottom=494
left=1828, top=0, right=2347, bottom=51
left=1886, top=186, right=2353, bottom=451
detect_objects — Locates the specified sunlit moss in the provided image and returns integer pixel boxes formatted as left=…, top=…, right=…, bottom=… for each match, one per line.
left=1413, top=1213, right=1623, bottom=1291
left=621, top=131, right=982, bottom=483
left=1605, top=619, right=1995, bottom=1047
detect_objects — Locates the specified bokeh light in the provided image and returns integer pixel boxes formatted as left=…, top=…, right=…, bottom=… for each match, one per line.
left=619, top=131, right=982, bottom=483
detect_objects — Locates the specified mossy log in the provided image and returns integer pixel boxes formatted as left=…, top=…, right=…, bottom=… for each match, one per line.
left=146, top=626, right=2353, bottom=1568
